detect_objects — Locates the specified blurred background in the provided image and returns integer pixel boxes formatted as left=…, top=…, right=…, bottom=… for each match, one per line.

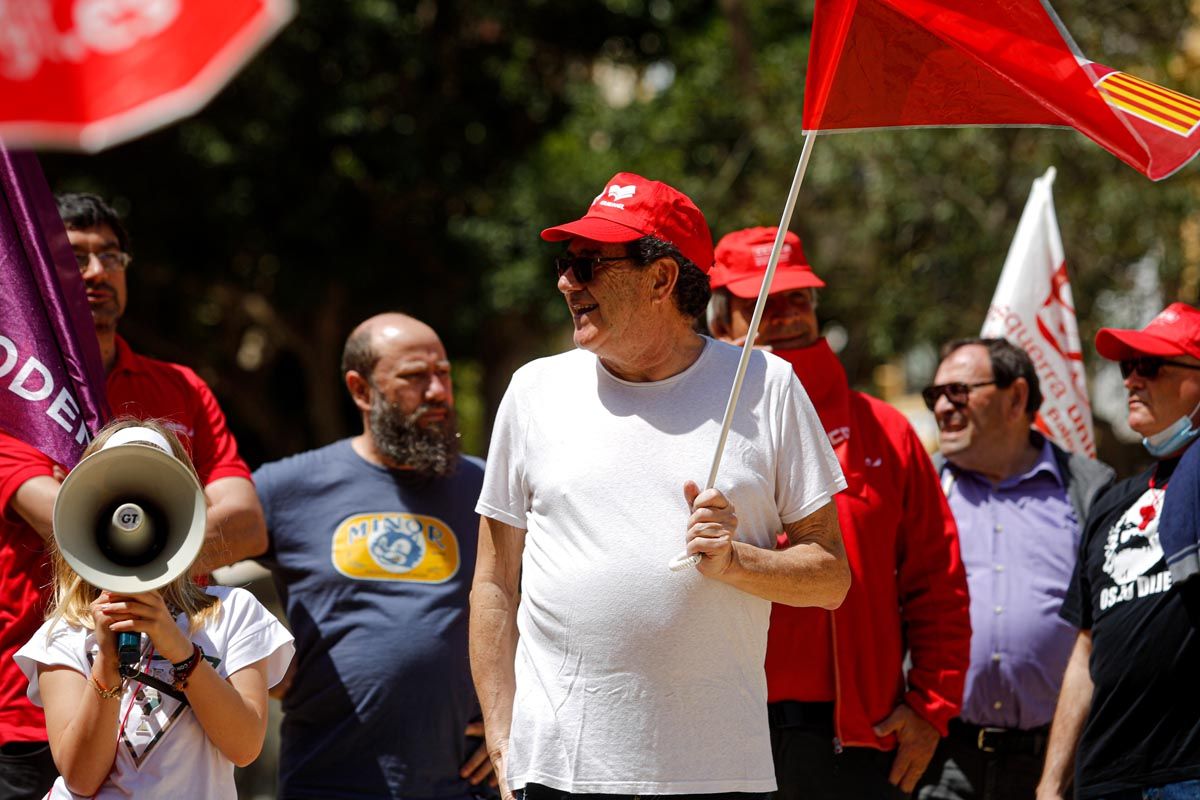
left=39, top=0, right=1200, bottom=474
left=30, top=0, right=1200, bottom=791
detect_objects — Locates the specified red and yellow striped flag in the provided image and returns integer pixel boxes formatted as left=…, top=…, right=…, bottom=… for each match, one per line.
left=801, top=0, right=1200, bottom=181
left=1097, top=71, right=1200, bottom=137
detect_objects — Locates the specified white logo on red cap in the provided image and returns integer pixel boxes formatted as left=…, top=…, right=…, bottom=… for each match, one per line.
left=750, top=242, right=792, bottom=268
left=1157, top=308, right=1182, bottom=326
left=592, top=184, right=637, bottom=211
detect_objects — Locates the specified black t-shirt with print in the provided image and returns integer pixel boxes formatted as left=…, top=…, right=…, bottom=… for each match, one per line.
left=1061, top=456, right=1200, bottom=797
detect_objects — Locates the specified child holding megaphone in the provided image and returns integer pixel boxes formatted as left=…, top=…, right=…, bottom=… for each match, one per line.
left=13, top=419, right=294, bottom=799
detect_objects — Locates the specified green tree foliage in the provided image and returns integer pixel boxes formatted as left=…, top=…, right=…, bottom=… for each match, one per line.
left=41, top=0, right=1200, bottom=466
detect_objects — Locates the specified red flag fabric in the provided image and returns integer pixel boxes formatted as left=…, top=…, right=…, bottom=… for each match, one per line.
left=0, top=0, right=294, bottom=153
left=803, top=0, right=1200, bottom=181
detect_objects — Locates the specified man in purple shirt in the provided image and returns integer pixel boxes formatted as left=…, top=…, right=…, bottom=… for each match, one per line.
left=917, top=338, right=1113, bottom=800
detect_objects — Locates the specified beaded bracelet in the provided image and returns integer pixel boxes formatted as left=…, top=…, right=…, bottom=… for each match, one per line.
left=171, top=643, right=203, bottom=691
left=88, top=675, right=123, bottom=700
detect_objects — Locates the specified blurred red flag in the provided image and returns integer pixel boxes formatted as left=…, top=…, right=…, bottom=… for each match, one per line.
left=0, top=0, right=294, bottom=152
left=802, top=0, right=1200, bottom=181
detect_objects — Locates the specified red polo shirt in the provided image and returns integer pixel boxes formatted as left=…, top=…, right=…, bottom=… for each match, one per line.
left=0, top=336, right=251, bottom=743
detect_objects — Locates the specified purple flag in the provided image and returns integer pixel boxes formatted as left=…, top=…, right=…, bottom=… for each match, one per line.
left=0, top=147, right=109, bottom=467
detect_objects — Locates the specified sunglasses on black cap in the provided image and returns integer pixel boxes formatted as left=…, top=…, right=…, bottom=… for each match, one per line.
left=1118, top=356, right=1200, bottom=380
left=553, top=254, right=630, bottom=283
left=920, top=381, right=997, bottom=412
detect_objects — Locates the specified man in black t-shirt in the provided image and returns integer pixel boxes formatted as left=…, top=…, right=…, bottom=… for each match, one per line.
left=1037, top=303, right=1200, bottom=800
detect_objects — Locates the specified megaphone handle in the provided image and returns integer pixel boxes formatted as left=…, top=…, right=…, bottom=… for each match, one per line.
left=118, top=632, right=142, bottom=670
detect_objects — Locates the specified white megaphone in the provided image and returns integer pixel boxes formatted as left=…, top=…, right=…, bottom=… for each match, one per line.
left=54, top=426, right=207, bottom=595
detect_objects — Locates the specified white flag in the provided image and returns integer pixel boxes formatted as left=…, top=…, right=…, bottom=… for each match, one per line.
left=981, top=167, right=1096, bottom=456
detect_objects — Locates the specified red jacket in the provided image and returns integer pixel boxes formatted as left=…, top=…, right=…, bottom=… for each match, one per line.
left=765, top=343, right=970, bottom=749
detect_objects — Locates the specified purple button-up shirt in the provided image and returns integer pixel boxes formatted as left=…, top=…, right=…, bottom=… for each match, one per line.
left=945, top=439, right=1079, bottom=730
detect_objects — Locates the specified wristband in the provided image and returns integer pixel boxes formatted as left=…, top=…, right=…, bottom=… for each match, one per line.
left=171, top=643, right=203, bottom=691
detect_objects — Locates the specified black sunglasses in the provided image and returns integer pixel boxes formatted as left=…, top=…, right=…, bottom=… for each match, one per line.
left=1119, top=356, right=1200, bottom=380
left=921, top=381, right=997, bottom=412
left=553, top=254, right=629, bottom=283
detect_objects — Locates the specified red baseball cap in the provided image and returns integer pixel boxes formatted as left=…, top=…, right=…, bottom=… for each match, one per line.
left=709, top=227, right=825, bottom=299
left=1095, top=303, right=1200, bottom=361
left=540, top=172, right=714, bottom=273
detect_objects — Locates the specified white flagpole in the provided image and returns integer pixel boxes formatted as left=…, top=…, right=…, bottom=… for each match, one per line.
left=668, top=131, right=819, bottom=572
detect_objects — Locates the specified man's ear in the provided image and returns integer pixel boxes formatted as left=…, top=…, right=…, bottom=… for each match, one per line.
left=1009, top=377, right=1030, bottom=421
left=346, top=370, right=372, bottom=413
left=650, top=257, right=679, bottom=305
left=708, top=315, right=732, bottom=342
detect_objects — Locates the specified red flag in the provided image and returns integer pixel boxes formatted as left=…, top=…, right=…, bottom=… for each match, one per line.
left=803, top=0, right=1200, bottom=181
left=0, top=0, right=294, bottom=152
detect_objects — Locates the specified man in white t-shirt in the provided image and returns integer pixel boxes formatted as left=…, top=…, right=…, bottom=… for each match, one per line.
left=469, top=172, right=851, bottom=800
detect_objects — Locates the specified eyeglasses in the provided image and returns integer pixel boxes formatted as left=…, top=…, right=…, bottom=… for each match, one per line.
left=553, top=254, right=629, bottom=283
left=921, top=381, right=997, bottom=411
left=1118, top=357, right=1200, bottom=380
left=75, top=250, right=132, bottom=274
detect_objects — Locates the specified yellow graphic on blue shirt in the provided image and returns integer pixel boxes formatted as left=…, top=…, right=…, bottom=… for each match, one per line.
left=331, top=512, right=460, bottom=582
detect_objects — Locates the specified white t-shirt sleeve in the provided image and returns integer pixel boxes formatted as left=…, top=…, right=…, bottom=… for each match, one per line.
left=215, top=587, right=295, bottom=688
left=775, top=370, right=847, bottom=524
left=14, top=619, right=90, bottom=707
left=476, top=369, right=531, bottom=530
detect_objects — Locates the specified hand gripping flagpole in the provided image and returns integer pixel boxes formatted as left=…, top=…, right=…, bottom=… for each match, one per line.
left=669, top=131, right=819, bottom=572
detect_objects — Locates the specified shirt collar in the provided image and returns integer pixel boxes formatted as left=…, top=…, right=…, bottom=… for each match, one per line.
left=948, top=431, right=1065, bottom=490
left=1008, top=433, right=1064, bottom=489
left=110, top=335, right=147, bottom=376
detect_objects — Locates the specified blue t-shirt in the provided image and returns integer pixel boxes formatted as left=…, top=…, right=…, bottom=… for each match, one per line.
left=255, top=439, right=486, bottom=800
left=1160, top=439, right=1200, bottom=583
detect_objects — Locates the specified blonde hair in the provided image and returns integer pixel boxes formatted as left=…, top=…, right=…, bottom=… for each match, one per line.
left=48, top=417, right=221, bottom=633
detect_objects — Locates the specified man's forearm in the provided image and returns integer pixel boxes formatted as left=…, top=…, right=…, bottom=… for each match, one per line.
left=719, top=502, right=849, bottom=608
left=470, top=516, right=525, bottom=767
left=11, top=475, right=60, bottom=542
left=1037, top=631, right=1093, bottom=799
left=196, top=477, right=267, bottom=572
left=469, top=581, right=519, bottom=754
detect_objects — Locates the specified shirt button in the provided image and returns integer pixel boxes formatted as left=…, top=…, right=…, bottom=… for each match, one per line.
left=992, top=653, right=1002, bottom=663
left=993, top=701, right=1003, bottom=710
left=995, top=524, right=1003, bottom=533
left=994, top=605, right=1004, bottom=614
left=994, top=564, right=1005, bottom=573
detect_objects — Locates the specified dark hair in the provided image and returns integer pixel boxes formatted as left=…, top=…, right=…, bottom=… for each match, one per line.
left=940, top=337, right=1043, bottom=416
left=55, top=193, right=130, bottom=252
left=342, top=325, right=379, bottom=378
left=629, top=236, right=711, bottom=320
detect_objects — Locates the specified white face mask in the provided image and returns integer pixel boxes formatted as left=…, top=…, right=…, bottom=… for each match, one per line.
left=1143, top=398, right=1200, bottom=457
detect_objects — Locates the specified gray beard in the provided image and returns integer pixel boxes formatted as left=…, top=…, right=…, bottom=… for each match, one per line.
left=369, top=396, right=461, bottom=480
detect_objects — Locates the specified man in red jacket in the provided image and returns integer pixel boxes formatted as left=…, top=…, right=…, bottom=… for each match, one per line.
left=707, top=227, right=971, bottom=799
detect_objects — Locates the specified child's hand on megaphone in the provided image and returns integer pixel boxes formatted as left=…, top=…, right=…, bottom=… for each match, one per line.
left=99, top=591, right=193, bottom=664
left=90, top=592, right=126, bottom=676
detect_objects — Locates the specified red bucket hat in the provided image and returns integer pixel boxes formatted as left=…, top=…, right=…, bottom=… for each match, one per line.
left=709, top=227, right=825, bottom=299
left=540, top=172, right=714, bottom=273
left=1095, top=303, right=1200, bottom=361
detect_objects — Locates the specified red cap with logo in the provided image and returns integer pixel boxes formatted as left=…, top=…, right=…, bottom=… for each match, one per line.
left=1095, top=302, right=1200, bottom=361
left=709, top=227, right=825, bottom=299
left=540, top=172, right=714, bottom=273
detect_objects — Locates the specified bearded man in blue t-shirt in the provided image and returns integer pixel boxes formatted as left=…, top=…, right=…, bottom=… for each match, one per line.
left=252, top=313, right=494, bottom=800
